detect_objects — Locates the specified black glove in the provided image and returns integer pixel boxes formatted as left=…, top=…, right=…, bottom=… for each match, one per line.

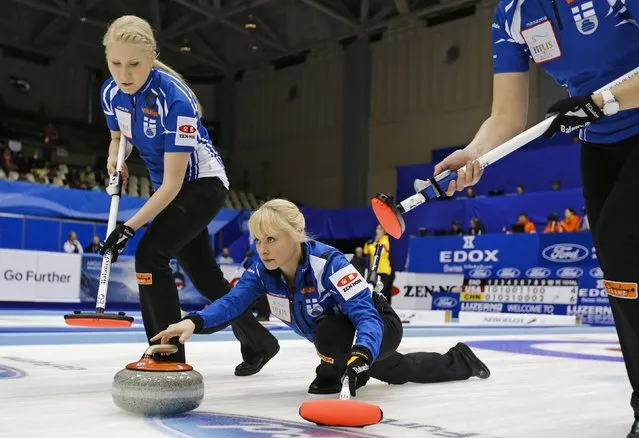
left=543, top=95, right=604, bottom=138
left=98, top=224, right=135, bottom=262
left=344, top=346, right=371, bottom=397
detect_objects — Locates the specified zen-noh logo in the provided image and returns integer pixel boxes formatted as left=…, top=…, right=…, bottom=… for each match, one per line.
left=497, top=268, right=521, bottom=279
left=542, top=244, right=589, bottom=263
left=526, top=267, right=551, bottom=279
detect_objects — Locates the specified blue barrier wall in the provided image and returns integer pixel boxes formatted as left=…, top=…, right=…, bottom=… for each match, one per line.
left=0, top=182, right=243, bottom=255
left=0, top=213, right=145, bottom=256
left=390, top=187, right=587, bottom=270
left=0, top=180, right=241, bottom=226
left=398, top=143, right=582, bottom=201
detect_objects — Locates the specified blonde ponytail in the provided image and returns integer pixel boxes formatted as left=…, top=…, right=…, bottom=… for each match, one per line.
left=103, top=15, right=203, bottom=115
left=152, top=59, right=203, bottom=116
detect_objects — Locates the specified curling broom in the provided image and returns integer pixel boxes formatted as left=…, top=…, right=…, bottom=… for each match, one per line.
left=299, top=244, right=386, bottom=427
left=64, top=134, right=134, bottom=328
left=371, top=66, right=639, bottom=239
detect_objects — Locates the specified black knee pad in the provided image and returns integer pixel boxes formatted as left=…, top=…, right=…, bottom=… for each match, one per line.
left=595, top=225, right=632, bottom=280
left=135, top=234, right=169, bottom=275
left=314, top=316, right=355, bottom=362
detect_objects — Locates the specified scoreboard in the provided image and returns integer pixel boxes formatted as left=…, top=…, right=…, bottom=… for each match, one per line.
left=461, top=278, right=578, bottom=305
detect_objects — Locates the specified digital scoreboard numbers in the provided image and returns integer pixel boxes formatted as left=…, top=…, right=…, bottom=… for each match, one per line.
left=461, top=278, right=578, bottom=304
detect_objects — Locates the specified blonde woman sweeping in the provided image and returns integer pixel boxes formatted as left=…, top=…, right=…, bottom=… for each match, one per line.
left=97, top=15, right=278, bottom=375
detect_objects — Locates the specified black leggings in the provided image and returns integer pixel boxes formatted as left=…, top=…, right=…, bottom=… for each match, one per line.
left=377, top=273, right=393, bottom=304
left=581, top=135, right=639, bottom=416
left=313, top=295, right=471, bottom=385
left=135, top=177, right=278, bottom=362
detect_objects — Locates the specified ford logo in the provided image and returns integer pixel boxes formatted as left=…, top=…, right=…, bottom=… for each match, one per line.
left=556, top=267, right=584, bottom=278
left=497, top=268, right=521, bottom=279
left=542, top=244, right=589, bottom=263
left=469, top=268, right=491, bottom=279
left=526, top=267, right=551, bottom=279
left=434, top=296, right=459, bottom=309
left=589, top=267, right=604, bottom=279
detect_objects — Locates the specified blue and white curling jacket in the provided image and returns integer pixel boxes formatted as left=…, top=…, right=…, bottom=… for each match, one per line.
left=190, top=240, right=384, bottom=360
left=493, top=0, right=639, bottom=143
left=100, top=67, right=228, bottom=190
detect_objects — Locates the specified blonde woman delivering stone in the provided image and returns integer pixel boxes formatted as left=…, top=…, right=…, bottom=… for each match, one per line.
left=153, top=199, right=490, bottom=396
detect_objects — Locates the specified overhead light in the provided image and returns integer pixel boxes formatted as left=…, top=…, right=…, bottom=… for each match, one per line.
left=244, top=13, right=257, bottom=30
left=180, top=39, right=191, bottom=53
left=80, top=16, right=87, bottom=22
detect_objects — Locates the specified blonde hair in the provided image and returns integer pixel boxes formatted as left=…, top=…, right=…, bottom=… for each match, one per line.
left=248, top=199, right=310, bottom=243
left=102, top=15, right=203, bottom=115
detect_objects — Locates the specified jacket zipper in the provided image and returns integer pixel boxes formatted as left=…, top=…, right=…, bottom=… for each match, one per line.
left=133, top=95, right=137, bottom=123
left=297, top=301, right=314, bottom=335
left=551, top=0, right=563, bottom=30
left=286, top=285, right=307, bottom=336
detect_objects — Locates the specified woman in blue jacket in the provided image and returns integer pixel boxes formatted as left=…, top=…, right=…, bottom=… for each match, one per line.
left=153, top=199, right=490, bottom=396
left=97, top=15, right=278, bottom=374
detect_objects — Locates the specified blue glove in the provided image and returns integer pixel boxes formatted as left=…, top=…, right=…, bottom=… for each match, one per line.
left=98, top=224, right=135, bottom=262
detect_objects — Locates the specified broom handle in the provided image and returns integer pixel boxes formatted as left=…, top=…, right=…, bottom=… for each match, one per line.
left=340, top=376, right=351, bottom=400
left=399, top=65, right=639, bottom=214
left=95, top=135, right=127, bottom=312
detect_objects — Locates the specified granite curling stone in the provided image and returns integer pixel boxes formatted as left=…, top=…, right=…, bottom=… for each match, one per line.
left=112, top=344, right=204, bottom=415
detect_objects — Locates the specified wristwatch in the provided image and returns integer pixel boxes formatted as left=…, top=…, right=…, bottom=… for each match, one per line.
left=601, top=89, right=620, bottom=116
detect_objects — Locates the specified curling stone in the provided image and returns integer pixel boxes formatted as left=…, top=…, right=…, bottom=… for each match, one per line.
left=112, top=344, right=204, bottom=415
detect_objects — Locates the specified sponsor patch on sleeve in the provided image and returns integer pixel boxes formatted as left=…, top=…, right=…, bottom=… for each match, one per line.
left=603, top=280, right=637, bottom=299
left=175, top=116, right=197, bottom=147
left=329, top=265, right=368, bottom=301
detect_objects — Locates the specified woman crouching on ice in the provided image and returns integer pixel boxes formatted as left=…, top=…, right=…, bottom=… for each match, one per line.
left=152, top=199, right=490, bottom=396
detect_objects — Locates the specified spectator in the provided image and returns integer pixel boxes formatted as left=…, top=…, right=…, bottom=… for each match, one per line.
left=351, top=246, right=368, bottom=277
left=217, top=247, right=234, bottom=264
left=465, top=187, right=476, bottom=198
left=450, top=220, right=464, bottom=236
left=552, top=180, right=561, bottom=191
left=31, top=150, right=45, bottom=170
left=516, top=184, right=524, bottom=195
left=469, top=217, right=487, bottom=235
left=63, top=232, right=83, bottom=254
left=13, top=152, right=29, bottom=175
left=1, top=149, right=16, bottom=173
left=516, top=213, right=536, bottom=234
left=543, top=213, right=563, bottom=234
left=561, top=207, right=581, bottom=232
left=43, top=122, right=58, bottom=146
left=85, top=235, right=101, bottom=253
left=363, top=225, right=392, bottom=303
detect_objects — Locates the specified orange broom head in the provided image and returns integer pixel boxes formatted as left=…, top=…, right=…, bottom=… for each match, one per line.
left=64, top=311, right=134, bottom=328
left=371, top=193, right=405, bottom=239
left=299, top=399, right=383, bottom=427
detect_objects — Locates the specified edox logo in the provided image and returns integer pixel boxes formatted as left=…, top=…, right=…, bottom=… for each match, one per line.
left=463, top=236, right=475, bottom=249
